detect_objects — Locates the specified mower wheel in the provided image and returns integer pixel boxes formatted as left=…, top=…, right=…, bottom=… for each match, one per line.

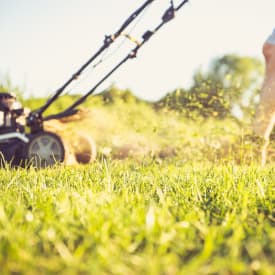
left=26, top=131, right=65, bottom=168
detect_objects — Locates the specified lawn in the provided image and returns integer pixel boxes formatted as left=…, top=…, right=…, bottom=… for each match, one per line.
left=0, top=160, right=274, bottom=274
left=0, top=98, right=274, bottom=274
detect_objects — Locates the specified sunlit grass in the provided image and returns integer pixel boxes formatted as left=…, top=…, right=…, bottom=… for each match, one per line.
left=0, top=93, right=274, bottom=274
left=0, top=161, right=274, bottom=274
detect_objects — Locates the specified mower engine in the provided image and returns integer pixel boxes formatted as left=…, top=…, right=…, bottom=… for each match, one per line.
left=0, top=92, right=27, bottom=166
left=0, top=93, right=25, bottom=130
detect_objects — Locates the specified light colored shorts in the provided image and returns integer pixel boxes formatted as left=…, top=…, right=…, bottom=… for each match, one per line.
left=266, top=28, right=275, bottom=45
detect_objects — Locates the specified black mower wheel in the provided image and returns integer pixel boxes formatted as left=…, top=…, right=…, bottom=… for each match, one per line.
left=26, top=131, right=65, bottom=168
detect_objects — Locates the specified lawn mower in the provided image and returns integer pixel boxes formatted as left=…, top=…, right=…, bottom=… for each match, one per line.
left=0, top=0, right=189, bottom=167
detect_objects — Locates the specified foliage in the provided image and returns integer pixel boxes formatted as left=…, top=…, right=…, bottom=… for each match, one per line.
left=22, top=85, right=144, bottom=118
left=99, top=85, right=143, bottom=105
left=157, top=54, right=264, bottom=120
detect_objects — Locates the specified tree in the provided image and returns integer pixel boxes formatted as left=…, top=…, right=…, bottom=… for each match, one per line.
left=157, top=54, right=264, bottom=120
left=190, top=54, right=264, bottom=119
left=99, top=85, right=141, bottom=104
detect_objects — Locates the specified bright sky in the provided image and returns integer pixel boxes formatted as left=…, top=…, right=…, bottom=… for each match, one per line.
left=0, top=0, right=274, bottom=101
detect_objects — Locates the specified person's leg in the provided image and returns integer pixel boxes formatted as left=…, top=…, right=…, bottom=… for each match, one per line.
left=253, top=42, right=275, bottom=164
left=254, top=43, right=275, bottom=139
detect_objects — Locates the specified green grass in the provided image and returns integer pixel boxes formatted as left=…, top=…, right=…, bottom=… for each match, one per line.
left=0, top=161, right=274, bottom=274
left=0, top=97, right=274, bottom=274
